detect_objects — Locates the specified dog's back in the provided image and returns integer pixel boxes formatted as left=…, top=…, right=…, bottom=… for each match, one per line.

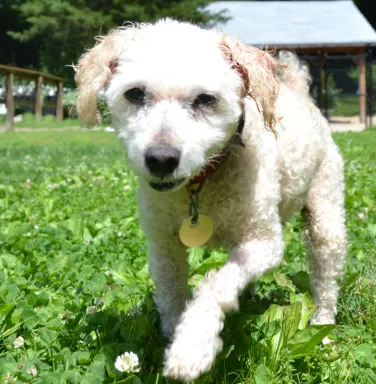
left=270, top=52, right=340, bottom=221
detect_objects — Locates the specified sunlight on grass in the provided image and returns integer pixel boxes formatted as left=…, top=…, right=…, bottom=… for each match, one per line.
left=0, top=129, right=375, bottom=383
left=0, top=113, right=83, bottom=129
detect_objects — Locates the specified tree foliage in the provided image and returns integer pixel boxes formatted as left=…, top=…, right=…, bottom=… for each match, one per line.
left=0, top=0, right=39, bottom=70
left=2, top=0, right=376, bottom=86
left=355, top=0, right=376, bottom=33
left=4, top=0, right=227, bottom=85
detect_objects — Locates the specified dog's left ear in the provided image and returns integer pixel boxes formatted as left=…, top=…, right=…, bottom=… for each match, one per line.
left=220, top=36, right=282, bottom=134
left=74, top=26, right=138, bottom=127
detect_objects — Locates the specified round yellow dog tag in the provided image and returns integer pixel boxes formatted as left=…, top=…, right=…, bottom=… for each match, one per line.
left=179, top=214, right=213, bottom=247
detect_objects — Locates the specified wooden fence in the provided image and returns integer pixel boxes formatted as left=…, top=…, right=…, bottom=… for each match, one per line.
left=0, top=64, right=63, bottom=131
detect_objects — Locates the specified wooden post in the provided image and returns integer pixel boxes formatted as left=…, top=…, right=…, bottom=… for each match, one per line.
left=56, top=80, right=63, bottom=121
left=359, top=53, right=367, bottom=124
left=5, top=73, right=14, bottom=131
left=367, top=45, right=374, bottom=127
left=318, top=60, right=323, bottom=110
left=35, top=75, right=43, bottom=120
left=318, top=52, right=326, bottom=112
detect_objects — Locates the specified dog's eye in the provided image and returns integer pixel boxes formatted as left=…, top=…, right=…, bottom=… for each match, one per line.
left=194, top=94, right=217, bottom=107
left=124, top=88, right=146, bottom=105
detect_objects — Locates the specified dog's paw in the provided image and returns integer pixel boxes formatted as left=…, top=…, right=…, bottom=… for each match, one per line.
left=163, top=334, right=223, bottom=381
left=163, top=290, right=225, bottom=381
left=310, top=308, right=335, bottom=326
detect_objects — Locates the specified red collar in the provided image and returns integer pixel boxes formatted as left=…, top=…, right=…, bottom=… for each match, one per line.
left=188, top=108, right=245, bottom=192
left=189, top=149, right=229, bottom=188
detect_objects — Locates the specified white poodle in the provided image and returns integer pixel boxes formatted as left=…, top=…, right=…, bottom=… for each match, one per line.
left=75, top=19, right=346, bottom=382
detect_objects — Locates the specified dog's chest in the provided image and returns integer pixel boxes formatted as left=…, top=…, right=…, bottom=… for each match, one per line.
left=193, top=181, right=250, bottom=248
left=145, top=179, right=248, bottom=248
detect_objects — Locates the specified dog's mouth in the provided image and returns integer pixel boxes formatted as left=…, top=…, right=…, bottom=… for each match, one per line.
left=148, top=178, right=186, bottom=192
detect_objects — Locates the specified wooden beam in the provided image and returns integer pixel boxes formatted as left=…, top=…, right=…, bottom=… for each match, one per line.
left=56, top=80, right=63, bottom=121
left=0, top=64, right=63, bottom=84
left=359, top=54, right=367, bottom=124
left=0, top=98, right=62, bottom=109
left=5, top=73, right=14, bottom=131
left=35, top=75, right=43, bottom=120
left=273, top=45, right=369, bottom=55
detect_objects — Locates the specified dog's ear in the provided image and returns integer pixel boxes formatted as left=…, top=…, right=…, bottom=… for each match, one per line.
left=220, top=36, right=282, bottom=134
left=74, top=26, right=138, bottom=127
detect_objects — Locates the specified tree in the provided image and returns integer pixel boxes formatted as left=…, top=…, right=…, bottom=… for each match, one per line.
left=354, top=0, right=376, bottom=31
left=0, top=0, right=39, bottom=69
left=6, top=0, right=226, bottom=86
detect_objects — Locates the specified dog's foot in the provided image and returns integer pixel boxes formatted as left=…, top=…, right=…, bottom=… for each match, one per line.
left=322, top=336, right=334, bottom=345
left=310, top=309, right=336, bottom=347
left=310, top=307, right=335, bottom=325
left=163, top=299, right=224, bottom=382
left=160, top=313, right=182, bottom=339
left=164, top=334, right=223, bottom=381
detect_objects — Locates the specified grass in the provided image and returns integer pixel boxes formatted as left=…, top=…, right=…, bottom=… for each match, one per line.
left=0, top=129, right=375, bottom=383
left=0, top=113, right=82, bottom=129
left=332, top=96, right=360, bottom=117
left=332, top=95, right=376, bottom=118
left=331, top=96, right=365, bottom=117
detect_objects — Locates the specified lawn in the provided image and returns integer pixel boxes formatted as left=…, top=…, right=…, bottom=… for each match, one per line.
left=328, top=95, right=376, bottom=118
left=0, top=114, right=82, bottom=130
left=0, top=130, right=375, bottom=383
left=332, top=96, right=361, bottom=117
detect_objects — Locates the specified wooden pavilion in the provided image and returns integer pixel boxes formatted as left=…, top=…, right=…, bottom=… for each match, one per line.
left=209, top=0, right=376, bottom=124
left=0, top=65, right=63, bottom=131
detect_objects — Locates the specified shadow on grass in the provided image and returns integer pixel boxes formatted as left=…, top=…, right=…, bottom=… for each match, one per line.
left=77, top=269, right=316, bottom=384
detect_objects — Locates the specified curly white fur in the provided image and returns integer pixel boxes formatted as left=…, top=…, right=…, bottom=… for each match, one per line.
left=75, top=19, right=346, bottom=382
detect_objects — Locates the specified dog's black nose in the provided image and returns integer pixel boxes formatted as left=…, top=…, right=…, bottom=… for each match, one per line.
left=145, top=144, right=181, bottom=177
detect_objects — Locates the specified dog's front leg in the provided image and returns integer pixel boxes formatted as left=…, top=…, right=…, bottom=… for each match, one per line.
left=164, top=226, right=283, bottom=382
left=148, top=240, right=189, bottom=338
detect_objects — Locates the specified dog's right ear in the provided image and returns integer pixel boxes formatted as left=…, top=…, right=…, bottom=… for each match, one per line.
left=219, top=36, right=283, bottom=135
left=74, top=26, right=138, bottom=127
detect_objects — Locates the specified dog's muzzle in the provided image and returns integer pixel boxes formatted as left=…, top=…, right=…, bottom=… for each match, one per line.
left=148, top=179, right=185, bottom=192
left=145, top=144, right=185, bottom=191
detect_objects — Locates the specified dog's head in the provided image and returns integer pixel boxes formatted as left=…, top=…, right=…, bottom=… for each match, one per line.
left=75, top=19, right=281, bottom=192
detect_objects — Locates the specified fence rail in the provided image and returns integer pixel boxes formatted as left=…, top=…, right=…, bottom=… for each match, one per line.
left=0, top=65, right=63, bottom=131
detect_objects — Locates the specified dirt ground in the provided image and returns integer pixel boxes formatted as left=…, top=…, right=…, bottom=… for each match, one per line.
left=329, top=116, right=370, bottom=132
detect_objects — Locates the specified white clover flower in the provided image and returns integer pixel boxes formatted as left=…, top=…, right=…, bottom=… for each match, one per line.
left=86, top=306, right=97, bottom=315
left=58, top=315, right=68, bottom=325
left=58, top=311, right=72, bottom=325
left=13, top=336, right=25, bottom=348
left=47, top=183, right=60, bottom=191
left=4, top=371, right=17, bottom=383
left=124, top=185, right=130, bottom=191
left=94, top=297, right=104, bottom=307
left=358, top=212, right=365, bottom=221
left=105, top=269, right=112, bottom=276
left=27, top=365, right=38, bottom=377
left=115, top=352, right=140, bottom=373
left=118, top=231, right=125, bottom=237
